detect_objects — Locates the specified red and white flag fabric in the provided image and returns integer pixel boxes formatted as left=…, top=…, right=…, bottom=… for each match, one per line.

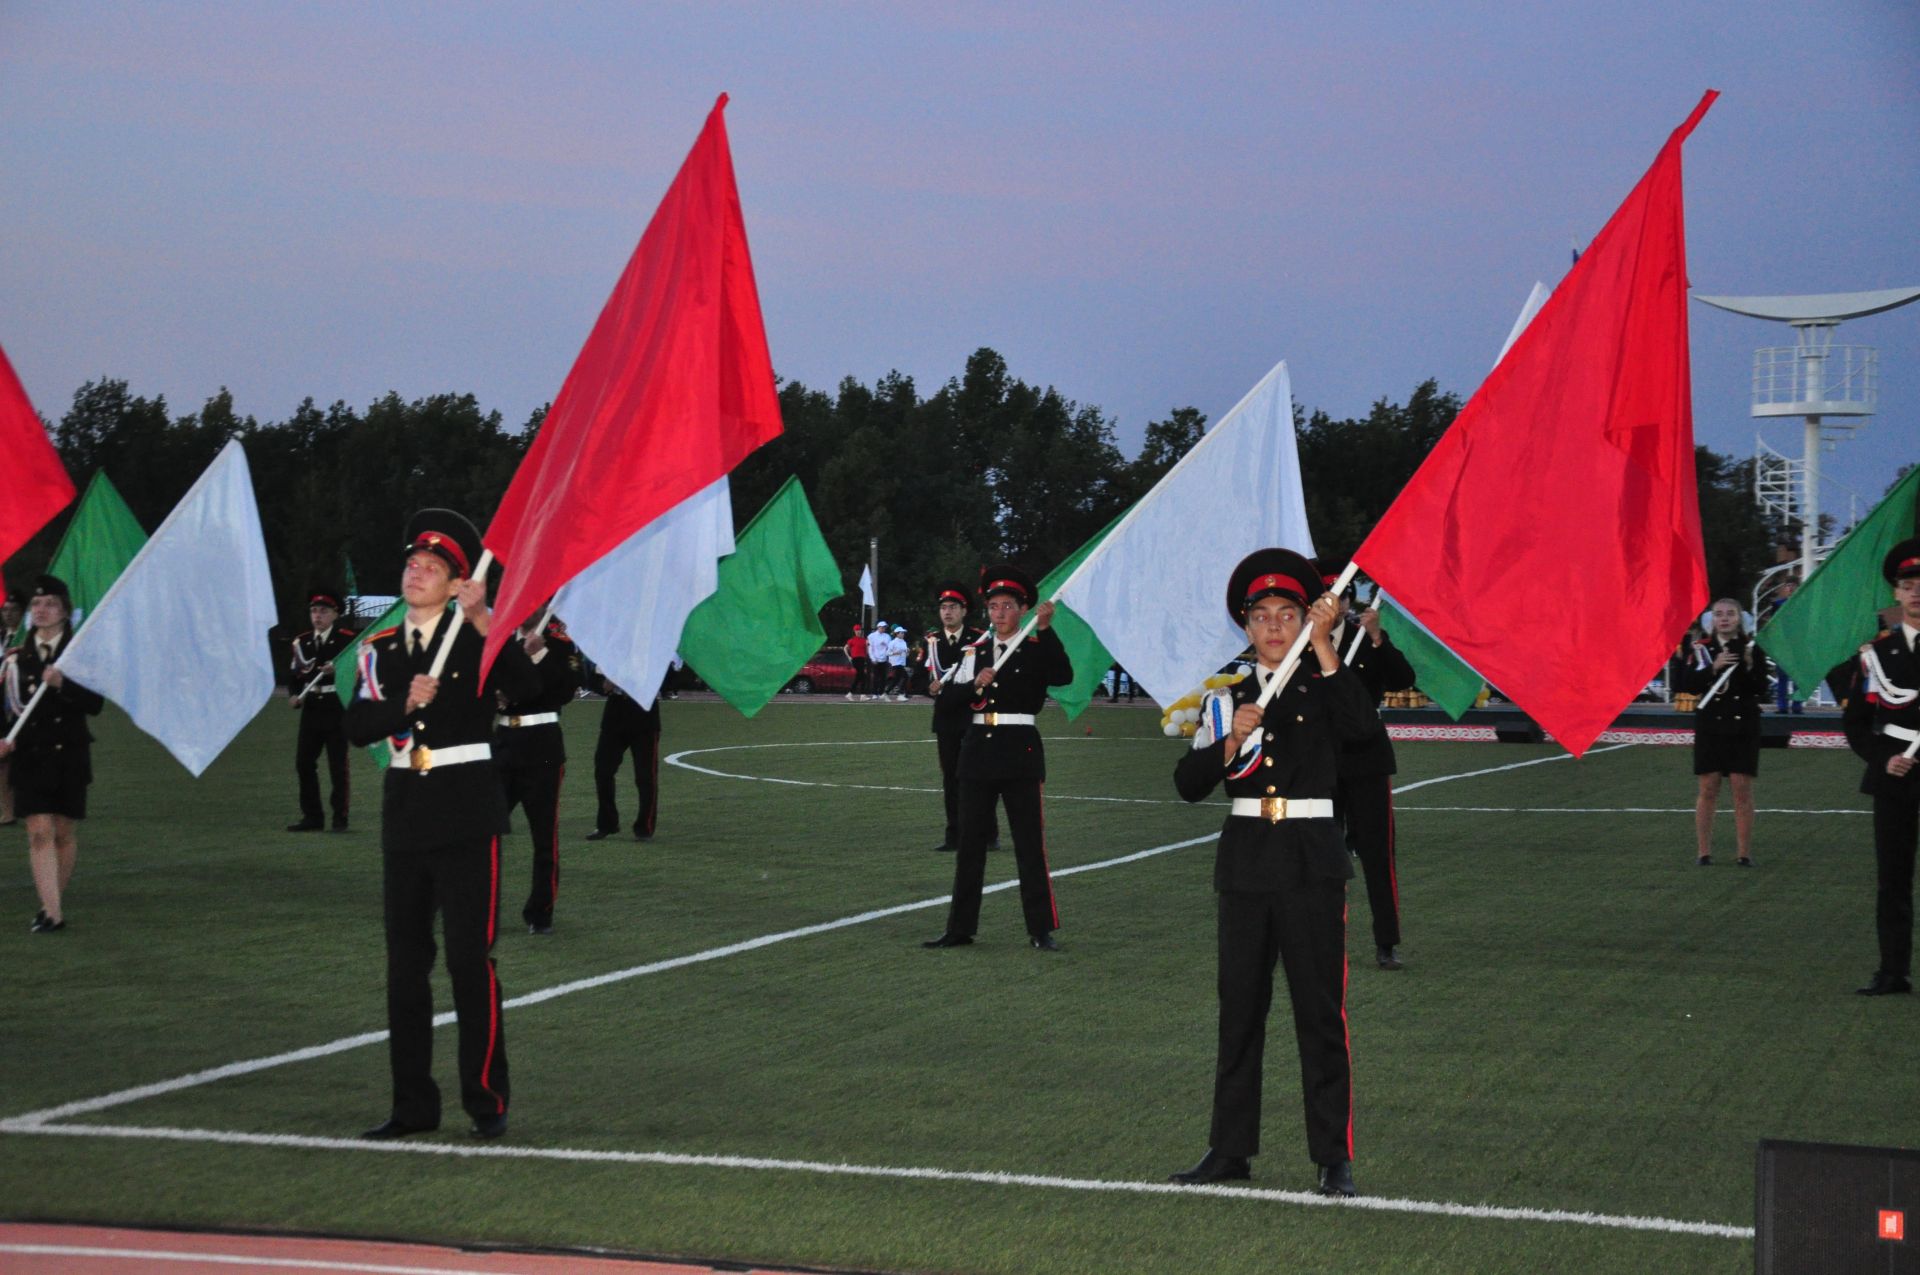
left=482, top=94, right=783, bottom=684
left=0, top=343, right=77, bottom=606
left=1354, top=91, right=1718, bottom=757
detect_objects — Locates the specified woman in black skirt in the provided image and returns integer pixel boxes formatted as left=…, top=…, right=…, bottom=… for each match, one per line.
left=0, top=575, right=104, bottom=932
left=1676, top=597, right=1767, bottom=867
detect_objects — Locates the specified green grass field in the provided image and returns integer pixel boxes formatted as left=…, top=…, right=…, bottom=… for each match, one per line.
left=1, top=695, right=1913, bottom=1274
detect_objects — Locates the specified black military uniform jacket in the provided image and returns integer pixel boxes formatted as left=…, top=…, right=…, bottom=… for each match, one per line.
left=1675, top=634, right=1768, bottom=736
left=1330, top=620, right=1415, bottom=778
left=935, top=625, right=1073, bottom=782
left=289, top=625, right=358, bottom=711
left=1175, top=662, right=1372, bottom=891
left=493, top=627, right=582, bottom=768
left=1844, top=626, right=1920, bottom=800
left=926, top=625, right=989, bottom=736
left=3, top=630, right=105, bottom=758
left=346, top=610, right=539, bottom=852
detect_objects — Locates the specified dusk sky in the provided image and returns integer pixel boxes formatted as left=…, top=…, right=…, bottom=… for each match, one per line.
left=3, top=2, right=1915, bottom=531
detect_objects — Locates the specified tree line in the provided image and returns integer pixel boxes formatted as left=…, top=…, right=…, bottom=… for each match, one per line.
left=4, top=348, right=1781, bottom=645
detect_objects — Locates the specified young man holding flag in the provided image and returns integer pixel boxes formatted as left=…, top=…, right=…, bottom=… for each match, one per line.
left=924, top=581, right=997, bottom=854
left=1844, top=540, right=1920, bottom=997
left=286, top=588, right=357, bottom=834
left=1170, top=549, right=1368, bottom=1196
left=348, top=511, right=538, bottom=1140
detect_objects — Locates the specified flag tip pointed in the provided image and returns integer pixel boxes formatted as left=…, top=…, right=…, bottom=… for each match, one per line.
left=715, top=92, right=729, bottom=111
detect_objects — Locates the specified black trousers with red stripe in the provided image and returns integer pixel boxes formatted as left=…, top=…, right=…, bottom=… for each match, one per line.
left=593, top=713, right=659, bottom=837
left=295, top=704, right=349, bottom=824
left=1211, top=884, right=1351, bottom=1166
left=381, top=835, right=509, bottom=1126
left=501, top=762, right=564, bottom=927
left=1335, top=772, right=1400, bottom=949
left=945, top=777, right=1056, bottom=939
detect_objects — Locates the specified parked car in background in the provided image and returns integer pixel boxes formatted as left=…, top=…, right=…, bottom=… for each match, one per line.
left=786, top=646, right=858, bottom=695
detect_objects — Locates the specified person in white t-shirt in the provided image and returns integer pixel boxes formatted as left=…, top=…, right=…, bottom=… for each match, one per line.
left=865, top=625, right=892, bottom=700
left=887, top=623, right=910, bottom=699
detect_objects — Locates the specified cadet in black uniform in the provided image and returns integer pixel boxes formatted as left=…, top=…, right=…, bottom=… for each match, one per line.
left=1844, top=539, right=1920, bottom=996
left=587, top=674, right=660, bottom=841
left=1169, top=549, right=1370, bottom=1197
left=1323, top=566, right=1417, bottom=969
left=495, top=611, right=582, bottom=934
left=286, top=588, right=358, bottom=833
left=923, top=580, right=998, bottom=853
left=924, top=565, right=1072, bottom=950
left=0, top=595, right=21, bottom=828
left=348, top=511, right=539, bottom=1140
left=0, top=576, right=105, bottom=934
left=1675, top=598, right=1768, bottom=867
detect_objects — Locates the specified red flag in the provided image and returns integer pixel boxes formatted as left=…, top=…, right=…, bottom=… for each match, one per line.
left=1354, top=92, right=1717, bottom=757
left=482, top=94, right=782, bottom=674
left=0, top=343, right=77, bottom=606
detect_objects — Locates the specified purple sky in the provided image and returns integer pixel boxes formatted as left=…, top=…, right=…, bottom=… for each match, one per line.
left=3, top=1, right=1915, bottom=527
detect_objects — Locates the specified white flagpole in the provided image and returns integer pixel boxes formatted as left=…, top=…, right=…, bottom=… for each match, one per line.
left=1342, top=624, right=1368, bottom=667
left=4, top=681, right=49, bottom=745
left=426, top=549, right=496, bottom=680
left=1234, top=561, right=1363, bottom=756
left=1692, top=661, right=1738, bottom=710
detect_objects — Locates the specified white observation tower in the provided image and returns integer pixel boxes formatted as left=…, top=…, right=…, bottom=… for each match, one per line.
left=1693, top=287, right=1920, bottom=585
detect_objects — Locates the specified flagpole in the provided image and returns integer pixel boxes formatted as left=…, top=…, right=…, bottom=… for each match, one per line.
left=427, top=549, right=496, bottom=681
left=1692, top=660, right=1738, bottom=710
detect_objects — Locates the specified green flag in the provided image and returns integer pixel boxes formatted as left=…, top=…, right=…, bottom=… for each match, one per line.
left=1759, top=465, right=1920, bottom=695
left=335, top=598, right=409, bottom=768
left=1374, top=590, right=1485, bottom=720
left=1039, top=508, right=1127, bottom=720
left=344, top=554, right=359, bottom=601
left=45, top=471, right=147, bottom=633
left=680, top=478, right=844, bottom=717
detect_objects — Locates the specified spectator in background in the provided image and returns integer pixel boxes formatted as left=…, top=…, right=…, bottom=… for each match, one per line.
left=888, top=623, right=910, bottom=699
left=866, top=623, right=892, bottom=701
left=844, top=625, right=869, bottom=701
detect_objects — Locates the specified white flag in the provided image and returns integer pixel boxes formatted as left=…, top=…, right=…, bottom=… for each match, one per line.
left=857, top=563, right=876, bottom=608
left=1052, top=360, right=1312, bottom=702
left=55, top=439, right=278, bottom=776
left=556, top=475, right=733, bottom=710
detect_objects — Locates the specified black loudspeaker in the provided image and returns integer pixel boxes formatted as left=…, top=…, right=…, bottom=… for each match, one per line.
left=1757, top=1139, right=1920, bottom=1274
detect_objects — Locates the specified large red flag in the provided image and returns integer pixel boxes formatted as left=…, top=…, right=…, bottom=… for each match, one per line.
left=482, top=94, right=782, bottom=674
left=1354, top=92, right=1717, bottom=757
left=0, top=343, right=77, bottom=605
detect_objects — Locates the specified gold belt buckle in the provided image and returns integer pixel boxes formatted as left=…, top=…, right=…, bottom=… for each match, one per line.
left=410, top=745, right=433, bottom=773
left=984, top=712, right=999, bottom=726
left=508, top=715, right=522, bottom=728
left=1260, top=796, right=1288, bottom=823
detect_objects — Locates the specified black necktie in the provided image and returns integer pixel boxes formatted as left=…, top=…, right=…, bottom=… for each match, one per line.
left=41, top=643, right=53, bottom=664
left=411, top=628, right=424, bottom=659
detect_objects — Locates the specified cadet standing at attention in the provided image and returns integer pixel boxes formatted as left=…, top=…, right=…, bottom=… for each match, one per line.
left=1170, top=548, right=1370, bottom=1197
left=924, top=564, right=1072, bottom=951
left=494, top=610, right=582, bottom=934
left=348, top=510, right=539, bottom=1141
left=286, top=588, right=357, bottom=833
left=923, top=580, right=997, bottom=854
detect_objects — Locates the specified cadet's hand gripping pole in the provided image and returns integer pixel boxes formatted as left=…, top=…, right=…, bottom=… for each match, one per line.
left=425, top=549, right=496, bottom=681
left=1237, top=561, right=1362, bottom=757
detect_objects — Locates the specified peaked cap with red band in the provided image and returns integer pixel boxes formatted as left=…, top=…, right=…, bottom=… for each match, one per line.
left=403, top=508, right=482, bottom=580
left=1226, top=547, right=1318, bottom=624
left=307, top=588, right=343, bottom=612
left=1886, top=537, right=1920, bottom=585
left=934, top=579, right=974, bottom=610
left=978, top=563, right=1038, bottom=607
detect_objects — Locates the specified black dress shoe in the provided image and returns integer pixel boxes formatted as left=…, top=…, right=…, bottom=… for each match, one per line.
left=330, top=817, right=349, bottom=833
left=932, top=842, right=957, bottom=853
left=986, top=840, right=1002, bottom=852
left=286, top=819, right=323, bottom=833
left=1376, top=945, right=1403, bottom=971
left=1171, top=1149, right=1251, bottom=1185
left=1695, top=854, right=1711, bottom=866
left=1029, top=933, right=1060, bottom=951
left=921, top=932, right=974, bottom=948
left=526, top=920, right=554, bottom=936
left=584, top=828, right=615, bottom=842
left=1856, top=972, right=1913, bottom=996
left=470, top=1112, right=508, bottom=1139
left=360, top=1117, right=438, bottom=1140
left=29, top=913, right=65, bottom=934
left=1736, top=856, right=1754, bottom=867
left=1316, top=1160, right=1357, bottom=1196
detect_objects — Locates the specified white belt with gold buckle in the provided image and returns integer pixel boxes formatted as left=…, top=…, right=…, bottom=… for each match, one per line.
left=494, top=712, right=559, bottom=728
left=390, top=742, right=494, bottom=772
left=1229, top=796, right=1335, bottom=822
left=972, top=712, right=1036, bottom=726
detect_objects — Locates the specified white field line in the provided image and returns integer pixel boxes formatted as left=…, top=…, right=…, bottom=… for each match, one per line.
left=0, top=1240, right=540, bottom=1275
left=1399, top=805, right=1867, bottom=815
left=0, top=830, right=1217, bottom=1129
left=0, top=1123, right=1752, bottom=1242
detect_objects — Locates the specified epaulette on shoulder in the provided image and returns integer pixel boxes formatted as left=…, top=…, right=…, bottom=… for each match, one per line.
left=369, top=625, right=400, bottom=642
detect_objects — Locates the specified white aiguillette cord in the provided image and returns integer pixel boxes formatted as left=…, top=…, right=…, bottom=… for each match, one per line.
left=1692, top=660, right=1738, bottom=710
left=1235, top=561, right=1362, bottom=757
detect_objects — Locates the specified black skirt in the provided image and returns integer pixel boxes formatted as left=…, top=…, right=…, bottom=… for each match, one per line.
left=7, top=746, right=92, bottom=819
left=1693, top=728, right=1760, bottom=777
